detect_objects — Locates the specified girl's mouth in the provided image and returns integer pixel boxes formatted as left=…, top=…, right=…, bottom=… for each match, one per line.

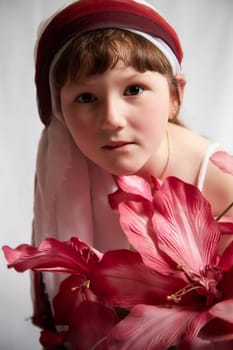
left=103, top=141, right=134, bottom=150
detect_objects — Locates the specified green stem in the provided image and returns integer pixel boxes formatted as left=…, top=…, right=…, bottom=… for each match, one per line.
left=216, top=201, right=233, bottom=221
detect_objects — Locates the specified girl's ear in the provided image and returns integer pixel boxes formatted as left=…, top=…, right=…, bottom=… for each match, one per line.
left=169, top=74, right=186, bottom=119
left=174, top=74, right=186, bottom=104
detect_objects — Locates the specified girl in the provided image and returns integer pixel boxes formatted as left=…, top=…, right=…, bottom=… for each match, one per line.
left=32, top=0, right=233, bottom=343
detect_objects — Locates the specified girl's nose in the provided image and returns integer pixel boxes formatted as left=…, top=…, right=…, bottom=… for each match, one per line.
left=99, top=96, right=127, bottom=130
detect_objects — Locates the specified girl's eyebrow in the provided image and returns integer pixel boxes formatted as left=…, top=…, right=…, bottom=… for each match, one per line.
left=72, top=71, right=153, bottom=86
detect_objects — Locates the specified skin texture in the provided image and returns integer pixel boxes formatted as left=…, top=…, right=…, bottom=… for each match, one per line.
left=61, top=62, right=177, bottom=178
left=60, top=61, right=233, bottom=222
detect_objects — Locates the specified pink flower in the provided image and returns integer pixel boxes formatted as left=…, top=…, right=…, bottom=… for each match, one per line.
left=40, top=297, right=118, bottom=350
left=2, top=238, right=119, bottom=350
left=91, top=249, right=185, bottom=310
left=3, top=169, right=233, bottom=349
left=2, top=237, right=102, bottom=275
left=92, top=176, right=233, bottom=349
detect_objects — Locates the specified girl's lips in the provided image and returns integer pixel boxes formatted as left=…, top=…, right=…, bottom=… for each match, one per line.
left=103, top=141, right=134, bottom=150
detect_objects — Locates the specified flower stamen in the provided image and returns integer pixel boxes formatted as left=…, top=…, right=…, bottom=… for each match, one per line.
left=71, top=279, right=91, bottom=291
left=177, top=264, right=201, bottom=282
left=167, top=264, right=223, bottom=305
left=167, top=284, right=200, bottom=303
left=86, top=279, right=91, bottom=288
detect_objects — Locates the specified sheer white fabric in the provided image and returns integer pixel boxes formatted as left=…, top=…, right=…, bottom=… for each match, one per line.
left=33, top=117, right=129, bottom=302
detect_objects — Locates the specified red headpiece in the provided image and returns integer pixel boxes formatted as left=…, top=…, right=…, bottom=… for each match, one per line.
left=35, top=0, right=183, bottom=125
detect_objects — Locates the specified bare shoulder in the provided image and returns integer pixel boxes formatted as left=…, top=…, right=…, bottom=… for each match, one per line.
left=168, top=124, right=214, bottom=182
left=170, top=124, right=211, bottom=151
left=168, top=123, right=233, bottom=218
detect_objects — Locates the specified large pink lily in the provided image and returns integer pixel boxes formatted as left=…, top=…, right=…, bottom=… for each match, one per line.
left=91, top=175, right=233, bottom=349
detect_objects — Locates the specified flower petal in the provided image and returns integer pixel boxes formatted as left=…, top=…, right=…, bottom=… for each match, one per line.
left=53, top=275, right=97, bottom=324
left=110, top=175, right=177, bottom=273
left=210, top=151, right=233, bottom=176
left=91, top=250, right=185, bottom=309
left=117, top=175, right=154, bottom=201
left=200, top=317, right=233, bottom=343
left=69, top=300, right=118, bottom=350
left=118, top=200, right=172, bottom=273
left=208, top=299, right=233, bottom=323
left=218, top=218, right=233, bottom=236
left=109, top=175, right=154, bottom=210
left=216, top=265, right=233, bottom=303
left=108, top=305, right=208, bottom=350
left=40, top=330, right=68, bottom=348
left=179, top=309, right=212, bottom=348
left=2, top=237, right=101, bottom=274
left=219, top=241, right=233, bottom=270
left=152, top=177, right=221, bottom=270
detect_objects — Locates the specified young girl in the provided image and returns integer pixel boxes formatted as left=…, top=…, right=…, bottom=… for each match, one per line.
left=32, top=0, right=233, bottom=343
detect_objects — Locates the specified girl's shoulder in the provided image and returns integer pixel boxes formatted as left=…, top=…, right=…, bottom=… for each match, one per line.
left=169, top=124, right=233, bottom=218
left=168, top=124, right=214, bottom=183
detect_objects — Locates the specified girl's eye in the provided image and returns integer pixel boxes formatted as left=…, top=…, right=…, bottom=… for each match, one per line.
left=76, top=93, right=96, bottom=104
left=124, top=85, right=144, bottom=96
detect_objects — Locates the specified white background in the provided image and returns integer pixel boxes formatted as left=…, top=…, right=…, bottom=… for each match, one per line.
left=0, top=1, right=233, bottom=349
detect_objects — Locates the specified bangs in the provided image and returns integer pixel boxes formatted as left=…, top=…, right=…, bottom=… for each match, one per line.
left=53, top=28, right=173, bottom=87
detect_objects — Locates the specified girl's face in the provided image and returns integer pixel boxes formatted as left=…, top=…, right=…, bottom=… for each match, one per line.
left=60, top=61, right=176, bottom=177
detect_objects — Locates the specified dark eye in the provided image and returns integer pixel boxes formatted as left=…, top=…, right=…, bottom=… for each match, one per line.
left=124, top=85, right=144, bottom=96
left=76, top=93, right=96, bottom=103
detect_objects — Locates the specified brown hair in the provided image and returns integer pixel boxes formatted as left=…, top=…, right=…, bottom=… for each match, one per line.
left=53, top=28, right=183, bottom=125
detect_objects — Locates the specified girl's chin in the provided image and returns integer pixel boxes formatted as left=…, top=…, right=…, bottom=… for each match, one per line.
left=89, top=154, right=149, bottom=177
left=101, top=164, right=146, bottom=177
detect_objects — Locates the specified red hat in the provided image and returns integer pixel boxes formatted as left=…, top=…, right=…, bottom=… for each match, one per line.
left=35, top=0, right=183, bottom=126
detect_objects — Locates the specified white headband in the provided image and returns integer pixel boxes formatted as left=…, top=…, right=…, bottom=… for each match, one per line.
left=128, top=29, right=181, bottom=74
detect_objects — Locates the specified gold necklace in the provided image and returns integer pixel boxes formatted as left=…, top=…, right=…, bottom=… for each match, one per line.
left=158, top=130, right=170, bottom=179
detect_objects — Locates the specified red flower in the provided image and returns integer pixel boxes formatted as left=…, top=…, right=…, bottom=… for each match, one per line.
left=2, top=237, right=102, bottom=274
left=92, top=176, right=233, bottom=349
left=3, top=167, right=233, bottom=349
left=40, top=298, right=118, bottom=350
left=2, top=237, right=119, bottom=349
